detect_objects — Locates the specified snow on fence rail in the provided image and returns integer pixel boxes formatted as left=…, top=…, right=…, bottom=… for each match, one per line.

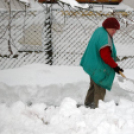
left=0, top=4, right=134, bottom=69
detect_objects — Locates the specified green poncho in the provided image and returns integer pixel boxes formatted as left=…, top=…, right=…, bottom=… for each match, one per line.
left=80, top=27, right=117, bottom=90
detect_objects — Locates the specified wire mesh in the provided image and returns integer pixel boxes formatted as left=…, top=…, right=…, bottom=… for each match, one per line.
left=0, top=3, right=134, bottom=69
left=0, top=10, right=48, bottom=70
left=51, top=6, right=134, bottom=68
left=0, top=12, right=9, bottom=56
left=11, top=10, right=46, bottom=52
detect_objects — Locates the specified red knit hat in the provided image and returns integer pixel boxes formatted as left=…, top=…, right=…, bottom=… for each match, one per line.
left=102, top=17, right=120, bottom=30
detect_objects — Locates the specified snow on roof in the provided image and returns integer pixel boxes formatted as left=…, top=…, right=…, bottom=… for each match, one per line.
left=0, top=0, right=44, bottom=11
left=0, top=0, right=133, bottom=12
left=58, top=0, right=89, bottom=9
left=57, top=0, right=133, bottom=12
left=19, top=0, right=30, bottom=5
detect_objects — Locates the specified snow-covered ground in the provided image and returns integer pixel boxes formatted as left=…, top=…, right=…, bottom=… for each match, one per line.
left=1, top=63, right=134, bottom=134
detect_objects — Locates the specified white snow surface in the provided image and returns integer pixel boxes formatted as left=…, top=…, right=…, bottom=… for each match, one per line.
left=59, top=0, right=89, bottom=9
left=19, top=0, right=30, bottom=4
left=1, top=63, right=134, bottom=134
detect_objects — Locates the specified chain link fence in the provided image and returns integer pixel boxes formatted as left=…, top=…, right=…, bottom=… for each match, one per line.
left=51, top=6, right=134, bottom=68
left=0, top=9, right=49, bottom=69
left=0, top=3, right=134, bottom=69
left=0, top=11, right=9, bottom=56
left=11, top=11, right=46, bottom=52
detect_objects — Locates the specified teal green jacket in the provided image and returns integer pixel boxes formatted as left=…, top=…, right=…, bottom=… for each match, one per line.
left=80, top=27, right=117, bottom=90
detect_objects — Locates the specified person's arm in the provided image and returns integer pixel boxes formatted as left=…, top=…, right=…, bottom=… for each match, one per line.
left=100, top=46, right=124, bottom=74
left=100, top=46, right=117, bottom=68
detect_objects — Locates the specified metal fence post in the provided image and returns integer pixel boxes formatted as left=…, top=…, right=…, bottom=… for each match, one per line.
left=7, top=0, right=13, bottom=56
left=44, top=5, right=52, bottom=65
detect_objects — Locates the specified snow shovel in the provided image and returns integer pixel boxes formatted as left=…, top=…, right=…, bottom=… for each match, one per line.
left=117, top=71, right=134, bottom=92
left=119, top=71, right=126, bottom=79
left=119, top=71, right=134, bottom=83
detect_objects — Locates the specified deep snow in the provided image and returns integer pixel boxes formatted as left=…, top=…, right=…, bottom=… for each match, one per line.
left=0, top=64, right=134, bottom=134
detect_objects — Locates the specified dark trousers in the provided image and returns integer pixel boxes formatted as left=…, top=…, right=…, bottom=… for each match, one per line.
left=84, top=78, right=106, bottom=108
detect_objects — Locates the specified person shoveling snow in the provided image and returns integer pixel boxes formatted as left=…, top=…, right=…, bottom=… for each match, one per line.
left=80, top=17, right=124, bottom=109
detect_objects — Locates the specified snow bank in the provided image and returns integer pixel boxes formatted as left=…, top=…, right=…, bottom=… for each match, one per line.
left=0, top=64, right=89, bottom=105
left=1, top=97, right=134, bottom=134
left=0, top=63, right=134, bottom=105
left=0, top=63, right=134, bottom=134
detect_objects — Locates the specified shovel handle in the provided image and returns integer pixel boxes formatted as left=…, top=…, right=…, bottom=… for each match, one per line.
left=119, top=71, right=126, bottom=78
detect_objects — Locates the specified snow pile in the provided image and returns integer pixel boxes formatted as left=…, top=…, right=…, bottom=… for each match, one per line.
left=0, top=101, right=48, bottom=134
left=0, top=64, right=89, bottom=105
left=0, top=64, right=134, bottom=134
left=0, top=63, right=134, bottom=105
left=1, top=97, right=134, bottom=134
left=0, top=64, right=88, bottom=86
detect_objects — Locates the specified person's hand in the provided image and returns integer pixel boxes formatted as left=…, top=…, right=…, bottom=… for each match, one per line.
left=113, top=66, right=124, bottom=74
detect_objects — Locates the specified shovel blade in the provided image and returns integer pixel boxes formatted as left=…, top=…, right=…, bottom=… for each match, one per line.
left=117, top=76, right=134, bottom=92
left=126, top=77, right=134, bottom=83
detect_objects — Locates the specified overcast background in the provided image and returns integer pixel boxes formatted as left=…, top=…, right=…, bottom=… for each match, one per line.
left=123, top=0, right=134, bottom=8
